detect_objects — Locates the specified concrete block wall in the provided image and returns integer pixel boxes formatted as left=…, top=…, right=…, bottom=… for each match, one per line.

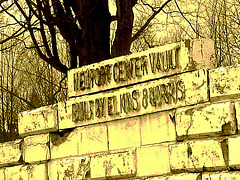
left=2, top=39, right=240, bottom=179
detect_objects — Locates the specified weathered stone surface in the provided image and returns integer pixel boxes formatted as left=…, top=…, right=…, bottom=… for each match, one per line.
left=169, top=139, right=227, bottom=171
left=18, top=104, right=58, bottom=137
left=108, top=117, right=140, bottom=150
left=48, top=156, right=90, bottom=180
left=175, top=102, right=236, bottom=139
left=137, top=144, right=170, bottom=177
left=0, top=139, right=22, bottom=167
left=68, top=39, right=214, bottom=97
left=78, top=124, right=108, bottom=155
left=140, top=110, right=176, bottom=145
left=202, top=171, right=240, bottom=179
left=91, top=150, right=136, bottom=179
left=50, top=128, right=80, bottom=160
left=50, top=124, right=108, bottom=159
left=210, top=65, right=240, bottom=101
left=4, top=164, right=47, bottom=180
left=168, top=173, right=201, bottom=180
left=23, top=133, right=50, bottom=163
left=145, top=177, right=166, bottom=180
left=234, top=101, right=240, bottom=131
left=60, top=69, right=208, bottom=130
left=0, top=168, right=4, bottom=180
left=228, top=136, right=240, bottom=169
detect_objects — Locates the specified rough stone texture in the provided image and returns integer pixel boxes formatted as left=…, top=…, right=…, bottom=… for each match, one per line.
left=50, top=128, right=80, bottom=160
left=79, top=124, right=108, bottom=155
left=140, top=111, right=176, bottom=145
left=228, top=136, right=240, bottom=169
left=202, top=171, right=240, bottom=179
left=23, top=133, right=50, bottom=163
left=59, top=69, right=208, bottom=130
left=18, top=104, right=58, bottom=137
left=169, top=139, right=227, bottom=172
left=175, top=102, right=236, bottom=139
left=50, top=124, right=108, bottom=159
left=0, top=168, right=4, bottom=180
left=210, top=65, right=240, bottom=101
left=168, top=173, right=201, bottom=180
left=108, top=117, right=140, bottom=150
left=0, top=139, right=22, bottom=167
left=48, top=156, right=90, bottom=179
left=234, top=101, right=240, bottom=131
left=4, top=164, right=47, bottom=180
left=90, top=150, right=136, bottom=179
left=68, top=39, right=214, bottom=97
left=137, top=144, right=170, bottom=177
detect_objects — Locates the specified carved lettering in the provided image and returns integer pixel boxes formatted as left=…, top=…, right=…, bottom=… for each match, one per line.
left=95, top=98, right=106, bottom=118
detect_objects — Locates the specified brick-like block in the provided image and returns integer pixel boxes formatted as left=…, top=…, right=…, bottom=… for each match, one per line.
left=0, top=139, right=22, bottom=167
left=145, top=177, right=166, bottom=180
left=0, top=168, right=4, bottom=180
left=140, top=111, right=176, bottom=145
left=60, top=69, right=208, bottom=130
left=168, top=173, right=201, bottom=180
left=18, top=104, right=58, bottom=137
left=137, top=144, right=170, bottom=177
left=175, top=102, right=236, bottom=139
left=229, top=136, right=240, bottom=169
left=79, top=124, right=108, bottom=155
left=50, top=128, right=80, bottom=160
left=51, top=125, right=108, bottom=159
left=48, top=156, right=90, bottom=179
left=210, top=65, right=240, bottom=101
left=4, top=164, right=47, bottom=180
left=202, top=171, right=240, bottom=179
left=234, top=101, right=240, bottom=131
left=169, top=139, right=227, bottom=172
left=108, top=117, right=140, bottom=150
left=23, top=133, right=50, bottom=163
left=91, top=150, right=136, bottom=179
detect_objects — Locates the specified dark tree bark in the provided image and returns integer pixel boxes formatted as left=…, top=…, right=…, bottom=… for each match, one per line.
left=111, top=0, right=137, bottom=57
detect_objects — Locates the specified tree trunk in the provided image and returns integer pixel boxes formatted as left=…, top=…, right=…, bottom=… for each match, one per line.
left=111, top=0, right=137, bottom=57
left=71, top=0, right=111, bottom=67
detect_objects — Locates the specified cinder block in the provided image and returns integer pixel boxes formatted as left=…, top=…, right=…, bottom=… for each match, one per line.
left=0, top=139, right=22, bottom=167
left=168, top=173, right=201, bottom=180
left=60, top=69, right=208, bottom=130
left=229, top=136, right=240, bottom=169
left=51, top=125, right=108, bottom=159
left=234, top=101, right=240, bottom=131
left=4, top=164, right=48, bottom=180
left=0, top=168, right=4, bottom=180
left=79, top=124, right=108, bottom=155
left=108, top=117, right=140, bottom=150
left=145, top=176, right=166, bottom=180
left=140, top=111, right=176, bottom=145
left=210, top=65, right=240, bottom=101
left=18, top=104, right=58, bottom=137
left=23, top=133, right=50, bottom=163
left=175, top=102, right=236, bottom=139
left=48, top=156, right=90, bottom=179
left=202, top=171, right=240, bottom=179
left=50, top=128, right=80, bottom=160
left=68, top=39, right=214, bottom=97
left=137, top=144, right=170, bottom=177
left=169, top=139, right=227, bottom=172
left=90, top=150, right=136, bottom=179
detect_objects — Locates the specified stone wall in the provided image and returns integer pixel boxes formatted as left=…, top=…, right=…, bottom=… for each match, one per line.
left=2, top=39, right=240, bottom=179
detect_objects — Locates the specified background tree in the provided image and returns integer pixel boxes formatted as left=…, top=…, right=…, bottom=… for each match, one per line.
left=1, top=0, right=240, bottom=142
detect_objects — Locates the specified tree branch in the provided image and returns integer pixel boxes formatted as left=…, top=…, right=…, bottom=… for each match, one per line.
left=131, top=0, right=172, bottom=42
